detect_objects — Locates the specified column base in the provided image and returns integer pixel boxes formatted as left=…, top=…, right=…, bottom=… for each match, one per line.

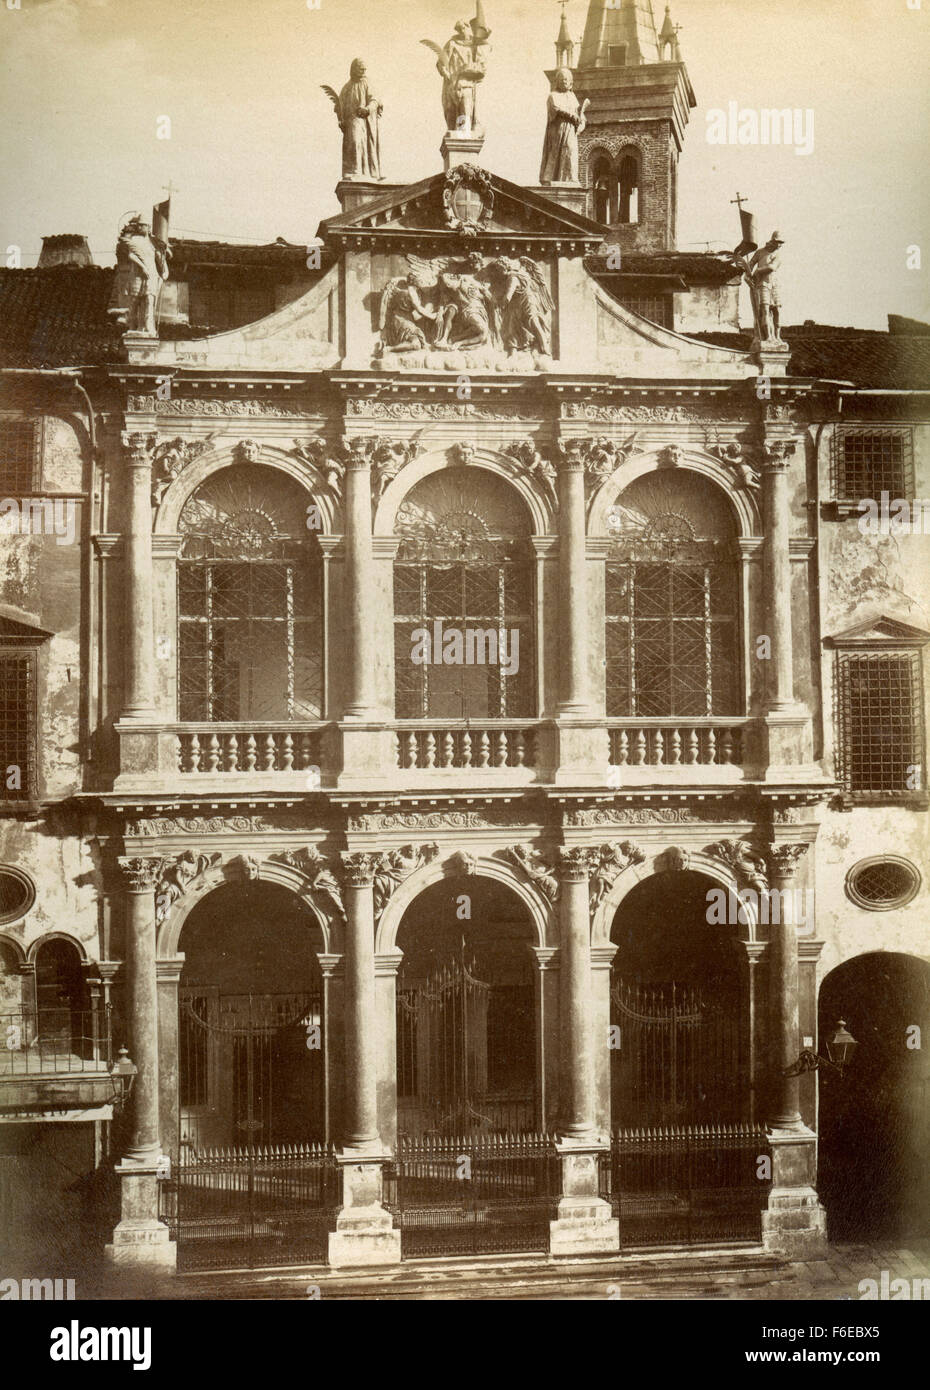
left=328, top=1207, right=401, bottom=1268
left=105, top=1163, right=175, bottom=1270
left=550, top=1198, right=619, bottom=1256
left=762, top=1188, right=828, bottom=1258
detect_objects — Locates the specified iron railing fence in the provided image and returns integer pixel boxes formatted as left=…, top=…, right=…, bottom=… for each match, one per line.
left=385, top=1131, right=557, bottom=1259
left=161, top=1141, right=339, bottom=1272
left=605, top=1123, right=771, bottom=1248
left=0, top=1008, right=112, bottom=1075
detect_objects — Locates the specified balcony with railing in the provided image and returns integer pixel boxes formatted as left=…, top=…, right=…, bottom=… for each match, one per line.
left=608, top=719, right=752, bottom=784
left=390, top=721, right=545, bottom=787
left=0, top=1008, right=116, bottom=1115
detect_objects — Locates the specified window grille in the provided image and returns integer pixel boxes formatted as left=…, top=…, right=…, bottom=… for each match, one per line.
left=605, top=559, right=738, bottom=717
left=835, top=651, right=924, bottom=798
left=0, top=653, right=36, bottom=802
left=846, top=857, right=920, bottom=911
left=0, top=420, right=40, bottom=495
left=620, top=296, right=673, bottom=329
left=834, top=429, right=913, bottom=502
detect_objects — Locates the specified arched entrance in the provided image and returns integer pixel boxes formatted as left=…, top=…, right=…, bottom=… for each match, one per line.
left=819, top=952, right=930, bottom=1241
left=177, top=881, right=326, bottom=1151
left=395, top=875, right=538, bottom=1137
left=607, top=870, right=764, bottom=1246
left=610, top=871, right=750, bottom=1126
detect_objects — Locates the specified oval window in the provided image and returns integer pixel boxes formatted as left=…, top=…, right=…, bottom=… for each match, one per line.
left=845, top=857, right=921, bottom=912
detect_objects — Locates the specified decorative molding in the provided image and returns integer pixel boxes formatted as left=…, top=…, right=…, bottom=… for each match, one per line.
left=586, top=842, right=646, bottom=911
left=557, top=846, right=591, bottom=882
left=269, top=845, right=344, bottom=918
left=151, top=434, right=217, bottom=508
left=704, top=839, right=768, bottom=894
left=371, top=843, right=440, bottom=919
left=564, top=805, right=702, bottom=826
left=442, top=164, right=494, bottom=236
left=121, top=431, right=157, bottom=469
left=499, top=845, right=560, bottom=903
left=128, top=394, right=311, bottom=418
left=500, top=440, right=558, bottom=509
left=124, top=815, right=270, bottom=837
left=345, top=399, right=527, bottom=421
left=562, top=402, right=715, bottom=423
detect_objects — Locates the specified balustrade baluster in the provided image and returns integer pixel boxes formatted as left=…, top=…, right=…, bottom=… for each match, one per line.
left=653, top=729, right=664, bottom=765
left=461, top=730, right=472, bottom=766
left=670, top=728, right=682, bottom=764
left=281, top=733, right=295, bottom=770
left=442, top=731, right=455, bottom=768
left=424, top=732, right=436, bottom=768
left=477, top=731, right=490, bottom=767
left=706, top=727, right=717, bottom=765
left=186, top=734, right=201, bottom=773
left=405, top=732, right=418, bottom=769
left=225, top=733, right=239, bottom=772
left=685, top=728, right=699, bottom=764
left=495, top=731, right=508, bottom=766
left=513, top=730, right=525, bottom=766
left=632, top=728, right=646, bottom=766
left=616, top=729, right=629, bottom=766
left=244, top=734, right=257, bottom=771
left=719, top=728, right=733, bottom=765
left=263, top=733, right=277, bottom=771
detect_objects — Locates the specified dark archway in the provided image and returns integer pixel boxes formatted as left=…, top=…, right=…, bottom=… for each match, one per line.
left=818, top=952, right=930, bottom=1240
left=610, top=870, right=751, bottom=1126
left=177, top=881, right=325, bottom=1150
left=34, top=938, right=91, bottom=1063
left=395, top=875, right=537, bottom=1136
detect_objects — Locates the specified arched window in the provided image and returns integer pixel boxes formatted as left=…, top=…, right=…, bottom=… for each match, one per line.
left=177, top=465, right=323, bottom=722
left=393, top=468, right=534, bottom=720
left=618, top=153, right=640, bottom=225
left=34, top=938, right=91, bottom=1062
left=606, top=472, right=739, bottom=717
left=591, top=155, right=614, bottom=224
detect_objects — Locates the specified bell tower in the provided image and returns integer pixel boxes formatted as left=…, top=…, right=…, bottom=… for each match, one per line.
left=550, top=1, right=695, bottom=251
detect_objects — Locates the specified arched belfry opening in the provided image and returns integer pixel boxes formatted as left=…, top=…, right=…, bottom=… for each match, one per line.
left=609, top=870, right=751, bottom=1126
left=818, top=952, right=930, bottom=1241
left=177, top=881, right=326, bottom=1151
left=395, top=875, right=538, bottom=1137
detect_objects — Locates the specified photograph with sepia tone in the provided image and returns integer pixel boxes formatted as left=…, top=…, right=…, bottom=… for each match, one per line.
left=0, top=0, right=928, bottom=1321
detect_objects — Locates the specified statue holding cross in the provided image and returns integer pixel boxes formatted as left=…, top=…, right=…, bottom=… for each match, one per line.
left=422, top=2, right=492, bottom=136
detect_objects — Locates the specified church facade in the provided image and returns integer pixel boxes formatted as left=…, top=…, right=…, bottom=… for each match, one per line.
left=1, top=0, right=928, bottom=1278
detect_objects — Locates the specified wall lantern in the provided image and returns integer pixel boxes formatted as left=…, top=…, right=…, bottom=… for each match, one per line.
left=109, top=1045, right=137, bottom=1109
left=785, top=1019, right=858, bottom=1079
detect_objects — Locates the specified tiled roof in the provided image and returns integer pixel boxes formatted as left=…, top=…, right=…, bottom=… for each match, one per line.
left=587, top=252, right=740, bottom=284
left=0, top=266, right=121, bottom=367
left=691, top=320, right=930, bottom=389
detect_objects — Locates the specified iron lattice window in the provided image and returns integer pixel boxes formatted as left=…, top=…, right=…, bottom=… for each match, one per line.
left=0, top=653, right=37, bottom=803
left=605, top=561, right=738, bottom=717
left=835, top=651, right=925, bottom=798
left=620, top=296, right=673, bottom=329
left=834, top=429, right=913, bottom=502
left=394, top=561, right=534, bottom=720
left=846, top=858, right=921, bottom=911
left=179, top=557, right=322, bottom=722
left=0, top=420, right=40, bottom=495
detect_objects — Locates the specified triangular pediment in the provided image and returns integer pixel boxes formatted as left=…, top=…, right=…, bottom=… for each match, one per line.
left=318, top=167, right=605, bottom=251
left=827, top=614, right=930, bottom=646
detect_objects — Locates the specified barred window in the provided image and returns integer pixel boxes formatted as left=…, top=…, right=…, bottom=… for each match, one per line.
left=0, top=653, right=36, bottom=803
left=393, top=469, right=535, bottom=721
left=620, top=295, right=673, bottom=329
left=177, top=466, right=323, bottom=722
left=836, top=651, right=924, bottom=798
left=0, top=420, right=40, bottom=495
left=835, top=429, right=913, bottom=502
left=605, top=473, right=740, bottom=718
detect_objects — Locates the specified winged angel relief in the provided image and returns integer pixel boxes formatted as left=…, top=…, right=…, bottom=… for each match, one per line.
left=379, top=252, right=553, bottom=358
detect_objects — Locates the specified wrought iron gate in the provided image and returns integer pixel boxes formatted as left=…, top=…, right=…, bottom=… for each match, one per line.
left=610, top=977, right=747, bottom=1125
left=161, top=1142, right=337, bottom=1271
left=396, top=957, right=536, bottom=1138
left=605, top=1125, right=770, bottom=1247
left=385, top=1133, right=556, bottom=1258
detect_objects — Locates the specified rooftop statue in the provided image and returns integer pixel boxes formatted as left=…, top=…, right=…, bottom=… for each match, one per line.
left=725, top=205, right=787, bottom=349
left=422, top=2, right=492, bottom=136
left=540, top=69, right=589, bottom=185
left=109, top=214, right=170, bottom=336
left=322, top=58, right=383, bottom=181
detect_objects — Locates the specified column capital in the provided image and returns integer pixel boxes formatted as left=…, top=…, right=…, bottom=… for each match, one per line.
left=767, top=842, right=809, bottom=880
left=558, top=846, right=591, bottom=882
left=121, top=431, right=157, bottom=468
left=761, top=439, right=798, bottom=472
left=340, top=851, right=379, bottom=888
left=118, top=856, right=162, bottom=893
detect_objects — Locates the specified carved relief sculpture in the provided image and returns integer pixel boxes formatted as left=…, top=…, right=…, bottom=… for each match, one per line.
left=500, top=845, right=560, bottom=904
left=155, top=851, right=221, bottom=924
left=587, top=842, right=646, bottom=911
left=705, top=839, right=769, bottom=894
left=371, top=843, right=440, bottom=919
left=151, top=435, right=217, bottom=508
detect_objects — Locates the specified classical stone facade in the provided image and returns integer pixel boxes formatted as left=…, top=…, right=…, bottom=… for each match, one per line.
left=1, top=0, right=928, bottom=1277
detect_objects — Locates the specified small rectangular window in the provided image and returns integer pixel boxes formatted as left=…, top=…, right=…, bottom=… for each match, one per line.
left=0, top=420, right=40, bottom=495
left=0, top=652, right=37, bottom=804
left=836, top=650, right=925, bottom=799
left=834, top=429, right=913, bottom=503
left=609, top=45, right=627, bottom=66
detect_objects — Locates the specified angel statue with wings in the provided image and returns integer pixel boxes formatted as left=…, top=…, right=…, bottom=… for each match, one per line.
left=490, top=257, right=554, bottom=357
left=379, top=256, right=443, bottom=351
left=422, top=3, right=492, bottom=136
left=322, top=59, right=382, bottom=181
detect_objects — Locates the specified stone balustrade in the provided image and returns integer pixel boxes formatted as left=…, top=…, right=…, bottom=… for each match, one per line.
left=173, top=725, right=325, bottom=775
left=392, top=722, right=540, bottom=771
left=608, top=720, right=748, bottom=769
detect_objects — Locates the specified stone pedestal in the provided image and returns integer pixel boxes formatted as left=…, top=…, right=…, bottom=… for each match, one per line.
left=336, top=179, right=399, bottom=212
left=549, top=1143, right=618, bottom=1256
left=552, top=719, right=610, bottom=787
left=529, top=184, right=588, bottom=216
left=104, top=1162, right=176, bottom=1270
left=441, top=131, right=485, bottom=171
left=327, top=1153, right=401, bottom=1268
left=336, top=723, right=398, bottom=790
left=761, top=1130, right=827, bottom=1257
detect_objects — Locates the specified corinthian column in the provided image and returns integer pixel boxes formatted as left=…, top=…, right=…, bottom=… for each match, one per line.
left=761, top=440, right=797, bottom=714
left=120, top=432, right=157, bottom=720
left=343, top=442, right=377, bottom=719
left=106, top=856, right=174, bottom=1269
left=558, top=847, right=595, bottom=1138
left=557, top=446, right=590, bottom=715
left=767, top=841, right=808, bottom=1131
left=340, top=852, right=380, bottom=1148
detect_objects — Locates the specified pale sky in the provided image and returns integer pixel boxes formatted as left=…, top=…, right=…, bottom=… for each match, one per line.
left=1, top=0, right=927, bottom=330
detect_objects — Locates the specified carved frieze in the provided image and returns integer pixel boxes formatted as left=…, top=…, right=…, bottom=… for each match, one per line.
left=564, top=806, right=700, bottom=826
left=346, top=400, right=527, bottom=421
left=128, top=395, right=310, bottom=418
left=125, top=816, right=271, bottom=837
